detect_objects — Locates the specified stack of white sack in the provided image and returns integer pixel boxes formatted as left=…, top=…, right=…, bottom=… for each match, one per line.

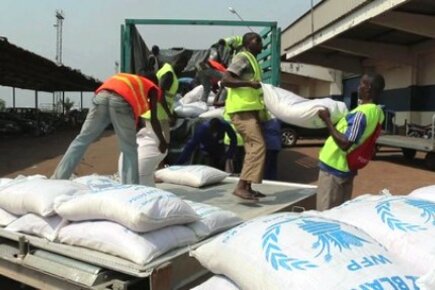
left=262, top=83, right=348, bottom=128
left=182, top=85, right=216, bottom=106
left=409, top=184, right=435, bottom=202
left=191, top=212, right=430, bottom=290
left=52, top=178, right=241, bottom=265
left=0, top=175, right=87, bottom=240
left=199, top=107, right=225, bottom=119
left=185, top=201, right=242, bottom=239
left=72, top=174, right=120, bottom=191
left=174, top=101, right=208, bottom=118
left=53, top=183, right=200, bottom=264
left=175, top=85, right=217, bottom=118
left=155, top=165, right=229, bottom=188
left=311, top=194, right=435, bottom=287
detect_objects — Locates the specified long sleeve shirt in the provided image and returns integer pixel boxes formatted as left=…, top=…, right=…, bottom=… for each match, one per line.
left=176, top=119, right=237, bottom=164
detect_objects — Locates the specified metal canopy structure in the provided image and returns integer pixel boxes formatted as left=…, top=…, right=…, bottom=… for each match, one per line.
left=0, top=37, right=101, bottom=92
left=121, top=19, right=281, bottom=86
left=281, top=0, right=435, bottom=73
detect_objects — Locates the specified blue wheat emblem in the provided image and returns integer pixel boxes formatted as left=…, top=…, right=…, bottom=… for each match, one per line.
left=87, top=179, right=115, bottom=191
left=376, top=200, right=427, bottom=232
left=298, top=219, right=370, bottom=262
left=262, top=222, right=317, bottom=271
left=404, top=199, right=435, bottom=226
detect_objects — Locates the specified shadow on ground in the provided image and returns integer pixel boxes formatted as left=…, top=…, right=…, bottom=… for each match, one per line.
left=277, top=148, right=320, bottom=184
left=374, top=148, right=432, bottom=172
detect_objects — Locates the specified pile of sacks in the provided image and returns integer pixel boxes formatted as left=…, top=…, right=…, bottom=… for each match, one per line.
left=191, top=188, right=435, bottom=290
left=174, top=85, right=217, bottom=118
left=0, top=174, right=241, bottom=265
left=182, top=84, right=349, bottom=129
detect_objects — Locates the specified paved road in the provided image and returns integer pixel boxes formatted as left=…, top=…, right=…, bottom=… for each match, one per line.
left=1, top=132, right=433, bottom=196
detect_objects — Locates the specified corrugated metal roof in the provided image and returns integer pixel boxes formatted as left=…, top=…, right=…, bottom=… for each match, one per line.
left=0, top=37, right=101, bottom=92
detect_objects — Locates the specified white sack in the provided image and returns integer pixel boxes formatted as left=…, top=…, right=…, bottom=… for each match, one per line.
left=119, top=126, right=167, bottom=187
left=192, top=213, right=423, bottom=290
left=0, top=179, right=87, bottom=216
left=186, top=201, right=242, bottom=238
left=174, top=102, right=208, bottom=118
left=5, top=214, right=65, bottom=241
left=73, top=175, right=120, bottom=191
left=54, top=184, right=199, bottom=232
left=262, top=83, right=348, bottom=128
left=155, top=165, right=229, bottom=188
left=206, top=94, right=216, bottom=106
left=0, top=178, right=13, bottom=187
left=315, top=194, right=435, bottom=277
left=191, top=275, right=240, bottom=290
left=182, top=85, right=204, bottom=104
left=57, top=221, right=198, bottom=265
left=409, top=185, right=435, bottom=202
left=199, top=107, right=225, bottom=119
left=0, top=208, right=17, bottom=226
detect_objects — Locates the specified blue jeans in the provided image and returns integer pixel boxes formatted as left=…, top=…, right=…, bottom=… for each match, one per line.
left=52, top=91, right=138, bottom=184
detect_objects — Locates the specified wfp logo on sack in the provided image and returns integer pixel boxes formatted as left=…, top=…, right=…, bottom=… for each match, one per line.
left=262, top=217, right=369, bottom=271
left=86, top=178, right=117, bottom=191
left=375, top=198, right=435, bottom=232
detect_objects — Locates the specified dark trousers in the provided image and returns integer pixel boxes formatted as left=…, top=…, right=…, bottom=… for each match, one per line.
left=264, top=150, right=279, bottom=180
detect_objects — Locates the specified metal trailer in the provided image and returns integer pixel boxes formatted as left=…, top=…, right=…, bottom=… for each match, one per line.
left=376, top=114, right=435, bottom=170
left=120, top=19, right=281, bottom=86
left=0, top=177, right=316, bottom=290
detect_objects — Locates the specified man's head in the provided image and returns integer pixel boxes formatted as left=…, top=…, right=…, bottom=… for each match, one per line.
left=242, top=32, right=263, bottom=56
left=217, top=39, right=226, bottom=47
left=151, top=45, right=160, bottom=56
left=173, top=56, right=188, bottom=76
left=358, top=73, right=385, bottom=103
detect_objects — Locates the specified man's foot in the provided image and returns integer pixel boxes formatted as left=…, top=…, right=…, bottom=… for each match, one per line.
left=233, top=189, right=259, bottom=201
left=250, top=190, right=267, bottom=198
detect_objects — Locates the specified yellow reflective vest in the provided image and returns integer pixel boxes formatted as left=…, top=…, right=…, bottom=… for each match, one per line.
left=142, top=63, right=179, bottom=120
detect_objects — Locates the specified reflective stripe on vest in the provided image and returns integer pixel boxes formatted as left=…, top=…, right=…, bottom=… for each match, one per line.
left=142, top=63, right=179, bottom=120
left=225, top=36, right=243, bottom=49
left=96, top=73, right=160, bottom=119
left=225, top=51, right=264, bottom=114
left=319, top=103, right=385, bottom=172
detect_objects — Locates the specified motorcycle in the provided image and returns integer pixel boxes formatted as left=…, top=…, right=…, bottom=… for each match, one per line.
left=406, top=123, right=433, bottom=139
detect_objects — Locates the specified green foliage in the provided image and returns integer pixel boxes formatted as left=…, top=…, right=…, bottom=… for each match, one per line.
left=0, top=99, right=5, bottom=111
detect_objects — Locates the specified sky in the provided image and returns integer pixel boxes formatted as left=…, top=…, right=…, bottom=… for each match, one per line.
left=0, top=0, right=320, bottom=109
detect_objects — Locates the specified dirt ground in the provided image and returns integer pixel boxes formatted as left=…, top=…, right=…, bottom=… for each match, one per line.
left=1, top=129, right=433, bottom=196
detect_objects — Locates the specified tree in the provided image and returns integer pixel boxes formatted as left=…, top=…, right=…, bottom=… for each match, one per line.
left=0, top=99, right=5, bottom=111
left=56, top=97, right=75, bottom=114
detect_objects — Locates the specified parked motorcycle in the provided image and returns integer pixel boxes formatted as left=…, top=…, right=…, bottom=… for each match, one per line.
left=406, top=123, right=433, bottom=139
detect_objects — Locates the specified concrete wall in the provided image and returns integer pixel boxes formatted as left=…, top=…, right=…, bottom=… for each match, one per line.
left=367, top=49, right=435, bottom=126
left=280, top=73, right=335, bottom=98
left=281, top=0, right=368, bottom=53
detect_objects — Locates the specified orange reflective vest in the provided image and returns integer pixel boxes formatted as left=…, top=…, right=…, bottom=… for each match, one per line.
left=96, top=73, right=161, bottom=119
left=208, top=60, right=226, bottom=72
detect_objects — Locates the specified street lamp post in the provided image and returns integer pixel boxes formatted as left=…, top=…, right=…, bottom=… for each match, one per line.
left=228, top=7, right=254, bottom=32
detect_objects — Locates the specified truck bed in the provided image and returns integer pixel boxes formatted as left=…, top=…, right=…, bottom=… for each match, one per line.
left=376, top=134, right=435, bottom=152
left=0, top=177, right=317, bottom=289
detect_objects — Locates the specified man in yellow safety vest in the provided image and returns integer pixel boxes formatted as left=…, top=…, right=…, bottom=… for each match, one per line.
left=317, top=73, right=385, bottom=210
left=221, top=32, right=266, bottom=201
